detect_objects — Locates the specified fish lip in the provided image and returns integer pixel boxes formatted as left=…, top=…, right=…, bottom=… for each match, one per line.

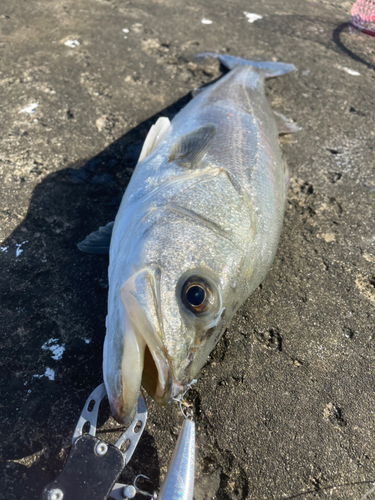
left=105, top=266, right=174, bottom=424
left=109, top=397, right=136, bottom=425
left=107, top=326, right=173, bottom=424
left=109, top=336, right=173, bottom=423
left=118, top=266, right=174, bottom=414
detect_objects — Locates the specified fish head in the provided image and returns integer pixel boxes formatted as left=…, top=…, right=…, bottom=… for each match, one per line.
left=104, top=257, right=230, bottom=424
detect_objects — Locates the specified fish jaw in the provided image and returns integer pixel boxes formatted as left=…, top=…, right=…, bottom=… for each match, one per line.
left=104, top=312, right=144, bottom=424
left=104, top=266, right=172, bottom=424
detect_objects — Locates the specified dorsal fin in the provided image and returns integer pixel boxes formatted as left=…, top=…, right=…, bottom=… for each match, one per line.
left=138, top=117, right=171, bottom=162
left=167, top=123, right=216, bottom=168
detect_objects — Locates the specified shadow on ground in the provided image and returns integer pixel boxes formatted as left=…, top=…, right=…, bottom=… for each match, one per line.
left=0, top=93, right=193, bottom=499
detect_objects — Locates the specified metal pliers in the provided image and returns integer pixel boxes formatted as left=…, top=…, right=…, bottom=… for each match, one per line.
left=41, top=384, right=195, bottom=500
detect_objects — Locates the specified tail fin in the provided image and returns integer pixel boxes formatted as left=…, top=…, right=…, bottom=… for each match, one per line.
left=195, top=52, right=295, bottom=78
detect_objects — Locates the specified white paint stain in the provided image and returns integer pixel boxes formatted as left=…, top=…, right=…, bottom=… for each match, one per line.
left=244, top=12, right=263, bottom=23
left=44, top=368, right=55, bottom=380
left=33, top=368, right=55, bottom=381
left=42, top=339, right=65, bottom=361
left=83, top=338, right=90, bottom=344
left=15, top=241, right=28, bottom=257
left=316, top=345, right=327, bottom=360
left=20, top=102, right=38, bottom=114
left=201, top=19, right=212, bottom=24
left=337, top=65, right=360, bottom=76
left=0, top=246, right=8, bottom=253
left=122, top=28, right=129, bottom=33
left=64, top=39, right=80, bottom=48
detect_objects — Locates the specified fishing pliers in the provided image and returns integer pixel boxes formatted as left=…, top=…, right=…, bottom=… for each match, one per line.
left=41, top=384, right=195, bottom=500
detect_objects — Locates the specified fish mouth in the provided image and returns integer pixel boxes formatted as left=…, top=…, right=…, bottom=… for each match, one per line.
left=107, top=266, right=172, bottom=424
left=142, top=342, right=171, bottom=404
left=110, top=327, right=172, bottom=425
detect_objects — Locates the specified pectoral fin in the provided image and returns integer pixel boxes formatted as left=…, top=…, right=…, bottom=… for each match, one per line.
left=77, top=221, right=114, bottom=254
left=168, top=123, right=216, bottom=168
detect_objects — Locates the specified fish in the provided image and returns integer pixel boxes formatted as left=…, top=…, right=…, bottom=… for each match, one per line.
left=78, top=53, right=299, bottom=423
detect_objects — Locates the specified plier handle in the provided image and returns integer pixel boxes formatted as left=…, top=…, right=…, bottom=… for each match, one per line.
left=41, top=384, right=147, bottom=500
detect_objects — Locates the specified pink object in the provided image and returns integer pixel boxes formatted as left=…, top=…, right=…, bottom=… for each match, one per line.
left=350, top=0, right=375, bottom=36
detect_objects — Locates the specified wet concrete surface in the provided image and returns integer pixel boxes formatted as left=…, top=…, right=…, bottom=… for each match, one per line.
left=1, top=0, right=375, bottom=498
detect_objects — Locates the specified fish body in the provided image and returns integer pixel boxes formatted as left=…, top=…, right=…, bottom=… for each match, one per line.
left=79, top=54, right=298, bottom=422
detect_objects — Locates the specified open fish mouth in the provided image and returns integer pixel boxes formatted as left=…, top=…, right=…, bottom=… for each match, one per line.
left=106, top=266, right=173, bottom=424
left=141, top=340, right=171, bottom=405
left=111, top=328, right=172, bottom=424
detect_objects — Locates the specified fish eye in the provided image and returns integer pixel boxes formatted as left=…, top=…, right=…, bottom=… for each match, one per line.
left=186, top=285, right=205, bottom=306
left=181, top=276, right=214, bottom=314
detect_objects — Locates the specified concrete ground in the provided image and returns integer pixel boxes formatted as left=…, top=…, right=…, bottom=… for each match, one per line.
left=1, top=0, right=375, bottom=498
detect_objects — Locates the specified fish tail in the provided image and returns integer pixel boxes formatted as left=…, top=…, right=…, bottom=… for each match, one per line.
left=195, top=52, right=295, bottom=78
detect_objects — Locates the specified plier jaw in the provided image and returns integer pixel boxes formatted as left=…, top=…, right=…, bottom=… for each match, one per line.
left=41, top=384, right=147, bottom=500
left=41, top=383, right=196, bottom=500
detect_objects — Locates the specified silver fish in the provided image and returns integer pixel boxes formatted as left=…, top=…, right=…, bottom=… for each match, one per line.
left=79, top=53, right=299, bottom=423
